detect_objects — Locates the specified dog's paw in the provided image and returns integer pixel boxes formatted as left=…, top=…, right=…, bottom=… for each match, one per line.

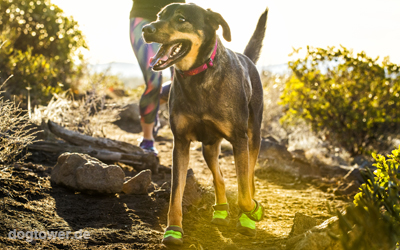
left=162, top=226, right=184, bottom=246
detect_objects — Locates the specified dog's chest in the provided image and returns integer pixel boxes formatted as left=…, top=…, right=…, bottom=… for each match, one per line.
left=172, top=112, right=232, bottom=145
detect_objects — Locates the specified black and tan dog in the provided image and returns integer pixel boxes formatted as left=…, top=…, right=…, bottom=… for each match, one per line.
left=142, top=3, right=268, bottom=246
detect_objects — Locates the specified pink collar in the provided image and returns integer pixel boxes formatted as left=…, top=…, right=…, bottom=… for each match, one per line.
left=178, top=39, right=218, bottom=78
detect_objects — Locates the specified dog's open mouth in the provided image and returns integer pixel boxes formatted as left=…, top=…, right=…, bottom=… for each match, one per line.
left=150, top=41, right=190, bottom=71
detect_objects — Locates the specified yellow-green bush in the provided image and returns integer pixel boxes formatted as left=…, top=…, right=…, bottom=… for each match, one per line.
left=280, top=46, right=400, bottom=156
left=0, top=0, right=87, bottom=105
left=335, top=146, right=400, bottom=250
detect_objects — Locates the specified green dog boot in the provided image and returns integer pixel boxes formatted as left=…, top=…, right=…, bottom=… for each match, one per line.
left=162, top=225, right=184, bottom=246
left=236, top=200, right=264, bottom=236
left=211, top=203, right=230, bottom=226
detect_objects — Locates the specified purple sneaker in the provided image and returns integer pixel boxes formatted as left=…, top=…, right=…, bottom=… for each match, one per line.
left=140, top=139, right=158, bottom=156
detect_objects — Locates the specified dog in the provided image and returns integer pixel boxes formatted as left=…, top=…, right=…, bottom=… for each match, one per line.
left=142, top=3, right=268, bottom=246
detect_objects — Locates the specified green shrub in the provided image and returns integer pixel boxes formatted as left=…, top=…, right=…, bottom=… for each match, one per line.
left=280, top=46, right=400, bottom=156
left=0, top=0, right=87, bottom=105
left=335, top=146, right=400, bottom=250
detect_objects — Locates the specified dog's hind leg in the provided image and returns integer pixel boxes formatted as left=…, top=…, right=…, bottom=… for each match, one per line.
left=232, top=135, right=254, bottom=212
left=247, top=117, right=262, bottom=199
left=202, top=139, right=227, bottom=205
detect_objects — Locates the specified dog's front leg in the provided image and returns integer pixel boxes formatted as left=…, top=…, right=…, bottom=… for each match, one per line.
left=162, top=137, right=190, bottom=245
left=168, top=138, right=190, bottom=226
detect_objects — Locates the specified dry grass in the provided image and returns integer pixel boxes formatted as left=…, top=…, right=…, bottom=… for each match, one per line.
left=31, top=88, right=122, bottom=138
left=261, top=71, right=290, bottom=142
left=261, top=70, right=351, bottom=165
left=0, top=76, right=37, bottom=166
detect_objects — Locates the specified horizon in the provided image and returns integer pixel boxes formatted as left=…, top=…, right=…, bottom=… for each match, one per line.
left=52, top=0, right=400, bottom=70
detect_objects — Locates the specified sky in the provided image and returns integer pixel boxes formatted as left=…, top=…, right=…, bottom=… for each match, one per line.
left=51, top=0, right=400, bottom=68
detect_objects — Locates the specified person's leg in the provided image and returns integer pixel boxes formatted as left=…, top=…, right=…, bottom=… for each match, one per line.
left=130, top=18, right=163, bottom=152
left=160, top=82, right=171, bottom=105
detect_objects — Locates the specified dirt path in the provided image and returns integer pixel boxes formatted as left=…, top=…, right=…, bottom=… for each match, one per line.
left=0, top=125, right=348, bottom=249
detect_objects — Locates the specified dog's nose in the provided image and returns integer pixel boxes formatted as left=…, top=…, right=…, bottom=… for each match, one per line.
left=142, top=24, right=156, bottom=34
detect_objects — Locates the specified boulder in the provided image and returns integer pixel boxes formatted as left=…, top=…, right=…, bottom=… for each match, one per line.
left=154, top=169, right=202, bottom=207
left=114, top=103, right=141, bottom=133
left=51, top=153, right=125, bottom=194
left=286, top=216, right=343, bottom=250
left=122, top=169, right=152, bottom=194
left=119, top=103, right=140, bottom=124
left=259, top=137, right=292, bottom=162
left=289, top=213, right=322, bottom=237
left=183, top=168, right=202, bottom=207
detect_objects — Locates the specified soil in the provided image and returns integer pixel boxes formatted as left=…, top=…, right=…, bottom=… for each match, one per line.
left=0, top=124, right=349, bottom=250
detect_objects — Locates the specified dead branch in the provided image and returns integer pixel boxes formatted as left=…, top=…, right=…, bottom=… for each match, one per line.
left=28, top=121, right=159, bottom=173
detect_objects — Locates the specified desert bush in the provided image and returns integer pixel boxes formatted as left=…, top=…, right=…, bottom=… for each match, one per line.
left=0, top=0, right=87, bottom=105
left=334, top=146, right=400, bottom=249
left=32, top=90, right=122, bottom=138
left=31, top=70, right=126, bottom=139
left=261, top=71, right=289, bottom=142
left=0, top=77, right=37, bottom=166
left=280, top=46, right=400, bottom=156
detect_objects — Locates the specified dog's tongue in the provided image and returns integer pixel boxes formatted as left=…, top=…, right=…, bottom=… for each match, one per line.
left=149, top=44, right=170, bottom=68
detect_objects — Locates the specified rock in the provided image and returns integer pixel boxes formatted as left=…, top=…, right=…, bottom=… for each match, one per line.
left=292, top=232, right=342, bottom=250
left=289, top=213, right=322, bottom=237
left=343, top=168, right=364, bottom=184
left=148, top=182, right=158, bottom=193
left=114, top=103, right=141, bottom=133
left=319, top=164, right=353, bottom=179
left=158, top=165, right=172, bottom=174
left=160, top=181, right=171, bottom=191
left=334, top=180, right=361, bottom=196
left=155, top=169, right=202, bottom=207
left=122, top=169, right=152, bottom=195
left=183, top=168, right=202, bottom=207
left=287, top=216, right=343, bottom=250
left=259, top=138, right=292, bottom=161
left=291, top=149, right=307, bottom=163
left=51, top=153, right=125, bottom=194
left=36, top=166, right=45, bottom=172
left=351, top=155, right=373, bottom=169
left=119, top=103, right=140, bottom=123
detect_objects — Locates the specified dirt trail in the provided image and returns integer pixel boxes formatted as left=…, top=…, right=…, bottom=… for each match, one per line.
left=0, top=124, right=348, bottom=249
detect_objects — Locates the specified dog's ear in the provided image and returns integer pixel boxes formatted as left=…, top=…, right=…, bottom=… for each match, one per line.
left=206, top=9, right=231, bottom=42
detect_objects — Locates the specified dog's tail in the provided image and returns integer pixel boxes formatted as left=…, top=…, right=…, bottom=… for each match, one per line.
left=243, top=8, right=268, bottom=64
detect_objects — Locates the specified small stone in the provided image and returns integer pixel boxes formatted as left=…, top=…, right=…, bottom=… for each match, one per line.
left=334, top=181, right=360, bottom=196
left=26, top=162, right=35, bottom=168
left=13, top=163, right=22, bottom=170
left=122, top=169, right=152, bottom=194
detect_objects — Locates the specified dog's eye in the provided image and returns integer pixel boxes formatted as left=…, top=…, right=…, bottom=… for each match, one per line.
left=178, top=17, right=186, bottom=22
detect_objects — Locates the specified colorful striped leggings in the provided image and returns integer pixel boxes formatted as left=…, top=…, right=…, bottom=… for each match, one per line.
left=130, top=17, right=171, bottom=124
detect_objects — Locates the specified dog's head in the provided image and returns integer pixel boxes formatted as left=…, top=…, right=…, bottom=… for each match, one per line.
left=142, top=3, right=231, bottom=71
